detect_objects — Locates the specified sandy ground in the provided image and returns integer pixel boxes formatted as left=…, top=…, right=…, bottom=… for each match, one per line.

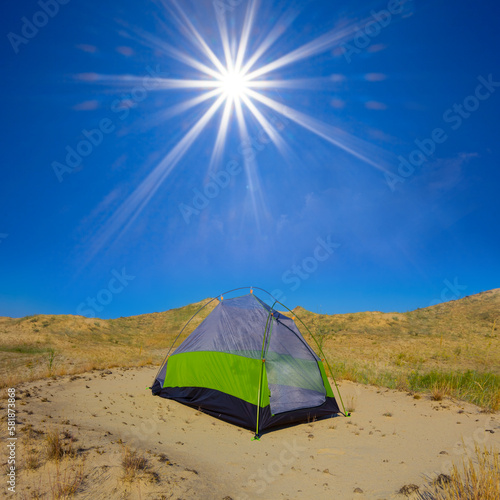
left=2, top=366, right=499, bottom=499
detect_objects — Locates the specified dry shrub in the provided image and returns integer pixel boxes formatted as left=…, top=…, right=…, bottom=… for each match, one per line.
left=46, top=431, right=76, bottom=461
left=419, top=443, right=500, bottom=499
left=48, top=461, right=85, bottom=498
left=430, top=383, right=451, bottom=401
left=122, top=447, right=149, bottom=481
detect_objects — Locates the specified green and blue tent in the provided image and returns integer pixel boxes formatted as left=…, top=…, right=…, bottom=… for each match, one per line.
left=152, top=291, right=344, bottom=436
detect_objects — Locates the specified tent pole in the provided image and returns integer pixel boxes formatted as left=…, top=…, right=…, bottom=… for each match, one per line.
left=254, top=359, right=264, bottom=440
left=254, top=309, right=274, bottom=439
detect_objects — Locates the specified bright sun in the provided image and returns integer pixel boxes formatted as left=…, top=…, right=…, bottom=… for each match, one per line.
left=218, top=70, right=249, bottom=100
left=88, top=0, right=391, bottom=255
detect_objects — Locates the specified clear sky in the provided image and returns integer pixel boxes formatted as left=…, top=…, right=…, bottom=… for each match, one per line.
left=1, top=0, right=499, bottom=318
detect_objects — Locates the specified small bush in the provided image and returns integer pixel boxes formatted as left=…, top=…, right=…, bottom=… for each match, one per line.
left=48, top=462, right=85, bottom=498
left=431, top=383, right=451, bottom=401
left=46, top=431, right=76, bottom=461
left=46, top=348, right=57, bottom=375
left=122, top=447, right=149, bottom=481
left=47, top=432, right=64, bottom=460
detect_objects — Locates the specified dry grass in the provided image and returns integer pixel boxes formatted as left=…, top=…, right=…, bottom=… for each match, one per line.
left=13, top=421, right=181, bottom=498
left=46, top=431, right=76, bottom=461
left=1, top=290, right=499, bottom=410
left=48, top=461, right=85, bottom=499
left=22, top=424, right=45, bottom=440
left=122, top=447, right=149, bottom=481
left=418, top=443, right=500, bottom=499
left=430, top=383, right=452, bottom=401
left=0, top=298, right=217, bottom=389
left=25, top=449, right=41, bottom=471
left=21, top=424, right=45, bottom=471
left=297, top=289, right=500, bottom=411
left=329, top=361, right=500, bottom=411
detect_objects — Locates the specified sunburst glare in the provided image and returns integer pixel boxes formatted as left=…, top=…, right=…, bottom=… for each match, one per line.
left=83, top=0, right=394, bottom=261
left=217, top=69, right=250, bottom=101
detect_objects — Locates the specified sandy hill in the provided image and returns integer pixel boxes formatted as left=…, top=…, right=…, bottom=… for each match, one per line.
left=0, top=290, right=499, bottom=499
left=294, top=287, right=499, bottom=337
left=1, top=289, right=499, bottom=409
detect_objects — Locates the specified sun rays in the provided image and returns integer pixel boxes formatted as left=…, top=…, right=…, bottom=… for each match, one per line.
left=83, top=0, right=393, bottom=261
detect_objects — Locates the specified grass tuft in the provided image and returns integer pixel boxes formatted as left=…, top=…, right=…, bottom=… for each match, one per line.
left=48, top=462, right=85, bottom=499
left=332, top=360, right=500, bottom=411
left=122, top=447, right=149, bottom=481
left=418, top=443, right=500, bottom=499
left=46, top=431, right=76, bottom=461
left=430, top=383, right=451, bottom=401
left=25, top=449, right=40, bottom=470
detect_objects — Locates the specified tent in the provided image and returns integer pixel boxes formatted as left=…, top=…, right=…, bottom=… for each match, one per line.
left=152, top=290, right=345, bottom=436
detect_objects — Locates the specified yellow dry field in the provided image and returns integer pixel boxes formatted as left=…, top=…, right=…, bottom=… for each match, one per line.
left=1, top=289, right=499, bottom=409
left=0, top=299, right=217, bottom=389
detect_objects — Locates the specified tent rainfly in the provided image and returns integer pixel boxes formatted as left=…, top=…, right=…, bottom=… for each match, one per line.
left=152, top=290, right=346, bottom=437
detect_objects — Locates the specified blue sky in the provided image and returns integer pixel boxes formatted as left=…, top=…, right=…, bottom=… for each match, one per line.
left=1, top=0, right=499, bottom=318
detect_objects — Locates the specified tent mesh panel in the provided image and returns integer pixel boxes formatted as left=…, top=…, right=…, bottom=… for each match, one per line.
left=163, top=294, right=327, bottom=415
